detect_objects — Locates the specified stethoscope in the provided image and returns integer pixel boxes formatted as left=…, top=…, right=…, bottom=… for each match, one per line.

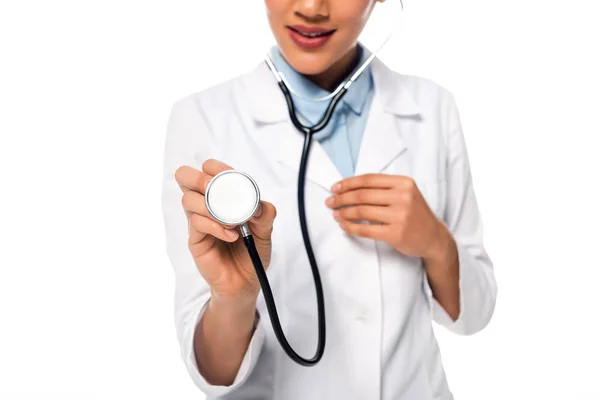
left=205, top=0, right=404, bottom=367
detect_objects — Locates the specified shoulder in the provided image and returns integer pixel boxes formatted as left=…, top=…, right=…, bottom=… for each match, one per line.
left=168, top=61, right=287, bottom=135
left=375, top=63, right=461, bottom=135
left=164, top=76, right=240, bottom=151
left=167, top=63, right=269, bottom=129
left=169, top=74, right=242, bottom=117
left=165, top=64, right=271, bottom=152
left=395, top=72, right=452, bottom=96
left=371, top=58, right=458, bottom=119
left=396, top=71, right=457, bottom=114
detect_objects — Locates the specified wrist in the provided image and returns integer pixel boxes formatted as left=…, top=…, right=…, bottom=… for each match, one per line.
left=207, top=293, right=258, bottom=334
left=210, top=287, right=259, bottom=311
left=423, top=221, right=455, bottom=270
left=202, top=291, right=260, bottom=346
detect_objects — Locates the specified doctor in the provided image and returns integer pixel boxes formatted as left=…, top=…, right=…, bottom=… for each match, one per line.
left=161, top=0, right=497, bottom=399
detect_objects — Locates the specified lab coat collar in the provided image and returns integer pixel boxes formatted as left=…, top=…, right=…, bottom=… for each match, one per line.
left=242, top=47, right=422, bottom=124
left=238, top=47, right=422, bottom=192
left=267, top=44, right=372, bottom=116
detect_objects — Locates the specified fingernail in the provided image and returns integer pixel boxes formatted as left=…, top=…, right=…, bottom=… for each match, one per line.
left=225, top=229, right=238, bottom=239
left=331, top=183, right=341, bottom=192
left=325, top=196, right=334, bottom=206
left=333, top=210, right=340, bottom=220
left=254, top=203, right=263, bottom=218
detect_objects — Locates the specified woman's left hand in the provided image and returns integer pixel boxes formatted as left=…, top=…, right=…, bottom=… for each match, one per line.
left=325, top=173, right=451, bottom=264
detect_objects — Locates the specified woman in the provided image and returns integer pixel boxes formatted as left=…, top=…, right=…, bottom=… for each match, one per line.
left=161, top=0, right=497, bottom=399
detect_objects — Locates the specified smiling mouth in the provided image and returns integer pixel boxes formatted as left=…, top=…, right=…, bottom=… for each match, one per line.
left=286, top=26, right=336, bottom=38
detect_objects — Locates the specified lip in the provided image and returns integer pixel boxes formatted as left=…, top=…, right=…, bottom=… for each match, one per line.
left=286, top=25, right=336, bottom=50
left=289, top=25, right=335, bottom=35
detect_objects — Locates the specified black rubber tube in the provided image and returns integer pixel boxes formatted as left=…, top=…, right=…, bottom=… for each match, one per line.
left=241, top=78, right=348, bottom=366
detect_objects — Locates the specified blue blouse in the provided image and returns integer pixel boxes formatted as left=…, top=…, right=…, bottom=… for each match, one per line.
left=269, top=45, right=374, bottom=178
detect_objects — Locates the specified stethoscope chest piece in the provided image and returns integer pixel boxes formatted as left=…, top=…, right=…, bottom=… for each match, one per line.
left=205, top=170, right=261, bottom=226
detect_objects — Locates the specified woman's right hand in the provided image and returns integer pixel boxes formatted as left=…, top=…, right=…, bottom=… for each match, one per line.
left=175, top=159, right=277, bottom=303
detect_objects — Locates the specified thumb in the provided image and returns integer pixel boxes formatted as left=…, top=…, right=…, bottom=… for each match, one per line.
left=247, top=200, right=277, bottom=241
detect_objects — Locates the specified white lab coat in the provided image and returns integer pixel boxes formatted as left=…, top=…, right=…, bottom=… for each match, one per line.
left=161, top=55, right=497, bottom=400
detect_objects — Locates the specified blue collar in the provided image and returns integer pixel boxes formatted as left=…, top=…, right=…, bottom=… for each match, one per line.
left=269, top=44, right=373, bottom=118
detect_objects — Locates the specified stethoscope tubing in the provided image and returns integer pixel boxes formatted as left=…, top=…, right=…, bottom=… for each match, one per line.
left=242, top=81, right=348, bottom=366
left=245, top=0, right=404, bottom=366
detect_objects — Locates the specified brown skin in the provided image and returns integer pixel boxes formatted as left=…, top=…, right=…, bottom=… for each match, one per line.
left=176, top=0, right=459, bottom=387
left=175, top=159, right=277, bottom=386
left=326, top=175, right=460, bottom=320
left=176, top=160, right=276, bottom=301
left=265, top=0, right=386, bottom=91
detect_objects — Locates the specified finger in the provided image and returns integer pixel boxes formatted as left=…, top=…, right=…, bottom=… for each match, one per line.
left=338, top=219, right=388, bottom=240
left=335, top=205, right=391, bottom=224
left=202, top=159, right=234, bottom=177
left=247, top=200, right=277, bottom=241
left=175, top=165, right=211, bottom=195
left=189, top=213, right=239, bottom=243
left=187, top=215, right=207, bottom=244
left=331, top=174, right=400, bottom=193
left=175, top=160, right=234, bottom=195
left=327, top=188, right=395, bottom=208
left=181, top=190, right=237, bottom=230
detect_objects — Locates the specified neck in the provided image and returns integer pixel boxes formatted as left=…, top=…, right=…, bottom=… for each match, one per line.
left=305, top=45, right=360, bottom=92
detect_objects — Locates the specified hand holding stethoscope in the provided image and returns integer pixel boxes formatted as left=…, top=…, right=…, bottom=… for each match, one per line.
left=175, top=0, right=408, bottom=369
left=175, top=159, right=278, bottom=304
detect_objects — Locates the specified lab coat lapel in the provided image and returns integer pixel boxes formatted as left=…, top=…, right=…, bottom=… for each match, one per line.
left=354, top=95, right=404, bottom=176
left=241, top=62, right=343, bottom=192
left=354, top=58, right=422, bottom=177
left=255, top=122, right=343, bottom=192
left=240, top=56, right=422, bottom=190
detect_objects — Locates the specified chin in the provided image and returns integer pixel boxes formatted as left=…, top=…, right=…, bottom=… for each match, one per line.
left=281, top=50, right=334, bottom=77
left=290, top=61, right=331, bottom=76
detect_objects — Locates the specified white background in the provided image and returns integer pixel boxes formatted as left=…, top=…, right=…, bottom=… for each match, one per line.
left=1, top=0, right=599, bottom=399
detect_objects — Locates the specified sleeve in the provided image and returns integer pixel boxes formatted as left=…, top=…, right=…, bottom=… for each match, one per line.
left=425, top=92, right=498, bottom=335
left=161, top=96, right=266, bottom=396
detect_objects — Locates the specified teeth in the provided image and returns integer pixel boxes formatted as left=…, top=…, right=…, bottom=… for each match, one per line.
left=302, top=31, right=328, bottom=38
left=291, top=27, right=331, bottom=38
